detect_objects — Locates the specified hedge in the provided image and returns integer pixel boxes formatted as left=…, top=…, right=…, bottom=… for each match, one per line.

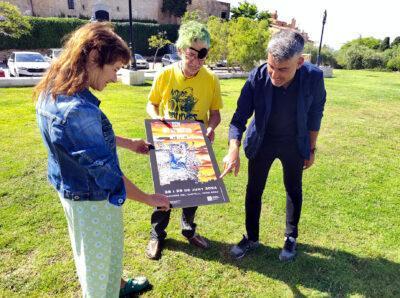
left=0, top=17, right=179, bottom=56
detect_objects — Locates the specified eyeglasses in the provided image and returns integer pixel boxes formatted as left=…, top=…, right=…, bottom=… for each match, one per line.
left=185, top=47, right=208, bottom=60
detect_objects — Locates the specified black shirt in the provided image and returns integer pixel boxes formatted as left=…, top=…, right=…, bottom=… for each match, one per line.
left=265, top=71, right=299, bottom=141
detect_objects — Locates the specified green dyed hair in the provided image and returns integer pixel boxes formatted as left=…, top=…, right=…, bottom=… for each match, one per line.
left=176, top=21, right=211, bottom=50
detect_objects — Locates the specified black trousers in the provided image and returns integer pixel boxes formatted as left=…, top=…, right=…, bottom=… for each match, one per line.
left=150, top=207, right=198, bottom=241
left=245, top=138, right=304, bottom=241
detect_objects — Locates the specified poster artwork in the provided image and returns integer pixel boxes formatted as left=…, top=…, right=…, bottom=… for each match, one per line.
left=145, top=119, right=229, bottom=208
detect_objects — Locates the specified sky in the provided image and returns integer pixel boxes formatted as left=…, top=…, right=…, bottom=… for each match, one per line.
left=223, top=0, right=399, bottom=49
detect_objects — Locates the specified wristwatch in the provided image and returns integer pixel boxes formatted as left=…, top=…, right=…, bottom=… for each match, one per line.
left=310, top=147, right=317, bottom=154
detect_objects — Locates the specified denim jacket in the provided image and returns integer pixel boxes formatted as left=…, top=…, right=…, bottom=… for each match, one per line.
left=229, top=62, right=326, bottom=160
left=36, top=88, right=126, bottom=206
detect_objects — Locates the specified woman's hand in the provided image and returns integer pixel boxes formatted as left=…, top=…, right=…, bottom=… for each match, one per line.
left=116, top=136, right=151, bottom=154
left=117, top=136, right=152, bottom=154
left=130, top=139, right=152, bottom=154
left=146, top=193, right=170, bottom=211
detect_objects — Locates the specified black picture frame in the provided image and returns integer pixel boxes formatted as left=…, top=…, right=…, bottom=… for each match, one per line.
left=145, top=119, right=229, bottom=208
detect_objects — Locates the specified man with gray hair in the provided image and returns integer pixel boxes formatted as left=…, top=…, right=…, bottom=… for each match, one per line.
left=221, top=30, right=326, bottom=261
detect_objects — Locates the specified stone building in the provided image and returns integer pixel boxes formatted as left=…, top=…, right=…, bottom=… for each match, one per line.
left=6, top=0, right=230, bottom=24
left=270, top=10, right=311, bottom=43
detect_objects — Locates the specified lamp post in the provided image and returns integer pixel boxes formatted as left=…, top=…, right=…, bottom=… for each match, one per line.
left=128, top=0, right=137, bottom=70
left=316, top=10, right=327, bottom=67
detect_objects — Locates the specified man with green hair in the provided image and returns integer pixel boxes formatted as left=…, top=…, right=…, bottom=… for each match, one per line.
left=145, top=21, right=223, bottom=260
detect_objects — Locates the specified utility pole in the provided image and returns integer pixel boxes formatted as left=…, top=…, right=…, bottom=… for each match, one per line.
left=316, top=10, right=327, bottom=67
left=128, top=0, right=137, bottom=70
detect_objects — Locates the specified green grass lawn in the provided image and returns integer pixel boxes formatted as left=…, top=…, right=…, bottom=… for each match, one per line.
left=0, top=69, right=399, bottom=297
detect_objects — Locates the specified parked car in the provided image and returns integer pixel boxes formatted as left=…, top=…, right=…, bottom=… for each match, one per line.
left=161, top=53, right=181, bottom=66
left=49, top=48, right=63, bottom=60
left=134, top=54, right=149, bottom=69
left=216, top=59, right=227, bottom=67
left=7, top=52, right=50, bottom=77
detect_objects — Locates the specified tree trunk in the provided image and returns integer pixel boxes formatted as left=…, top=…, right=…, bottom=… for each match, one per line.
left=29, top=0, right=35, bottom=16
left=153, top=48, right=160, bottom=69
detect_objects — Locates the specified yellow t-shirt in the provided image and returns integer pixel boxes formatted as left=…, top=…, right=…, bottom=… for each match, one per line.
left=148, top=63, right=223, bottom=126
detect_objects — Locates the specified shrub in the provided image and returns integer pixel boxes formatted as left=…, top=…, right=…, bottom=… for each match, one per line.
left=339, top=45, right=385, bottom=70
left=0, top=17, right=86, bottom=49
left=341, top=37, right=381, bottom=51
left=303, top=43, right=339, bottom=67
left=0, top=17, right=179, bottom=56
left=386, top=46, right=400, bottom=70
left=362, top=50, right=386, bottom=69
left=387, top=56, right=400, bottom=71
left=114, top=22, right=178, bottom=56
left=344, top=45, right=368, bottom=69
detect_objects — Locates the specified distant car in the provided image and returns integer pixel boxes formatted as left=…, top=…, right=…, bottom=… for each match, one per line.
left=48, top=48, right=63, bottom=60
left=0, top=68, right=5, bottom=78
left=7, top=52, right=50, bottom=77
left=216, top=59, right=227, bottom=67
left=134, top=54, right=149, bottom=69
left=161, top=53, right=181, bottom=67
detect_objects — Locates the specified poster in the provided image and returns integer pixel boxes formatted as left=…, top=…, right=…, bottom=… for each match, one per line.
left=145, top=119, right=229, bottom=208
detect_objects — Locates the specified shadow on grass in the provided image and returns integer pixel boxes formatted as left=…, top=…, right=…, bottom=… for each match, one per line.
left=121, top=283, right=153, bottom=298
left=164, top=239, right=399, bottom=297
left=139, top=82, right=153, bottom=87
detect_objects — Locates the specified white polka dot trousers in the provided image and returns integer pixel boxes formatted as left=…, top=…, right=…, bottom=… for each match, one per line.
left=59, top=195, right=124, bottom=298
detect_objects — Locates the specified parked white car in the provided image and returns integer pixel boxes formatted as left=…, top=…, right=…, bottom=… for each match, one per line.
left=161, top=53, right=181, bottom=66
left=7, top=52, right=50, bottom=77
left=134, top=54, right=149, bottom=69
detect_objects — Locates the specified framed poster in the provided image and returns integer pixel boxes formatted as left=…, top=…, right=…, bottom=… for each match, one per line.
left=145, top=119, right=229, bottom=209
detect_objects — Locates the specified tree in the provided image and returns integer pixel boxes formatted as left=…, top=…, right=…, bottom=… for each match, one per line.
left=206, top=16, right=229, bottom=65
left=387, top=56, right=400, bottom=71
left=181, top=9, right=207, bottom=24
left=362, top=49, right=385, bottom=69
left=28, top=0, right=35, bottom=16
left=162, top=0, right=192, bottom=18
left=303, top=42, right=338, bottom=67
left=227, top=17, right=270, bottom=71
left=231, top=1, right=258, bottom=20
left=340, top=37, right=381, bottom=50
left=344, top=45, right=369, bottom=69
left=391, top=36, right=400, bottom=48
left=0, top=2, right=31, bottom=38
left=231, top=1, right=270, bottom=22
left=379, top=37, right=390, bottom=51
left=148, top=31, right=172, bottom=67
left=257, top=10, right=271, bottom=21
left=385, top=45, right=400, bottom=71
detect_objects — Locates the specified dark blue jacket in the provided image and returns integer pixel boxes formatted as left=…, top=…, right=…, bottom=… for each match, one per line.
left=228, top=62, right=326, bottom=160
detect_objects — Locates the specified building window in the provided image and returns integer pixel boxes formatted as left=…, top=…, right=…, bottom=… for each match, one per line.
left=221, top=11, right=227, bottom=19
left=117, top=6, right=120, bottom=11
left=82, top=4, right=85, bottom=10
left=67, top=0, right=75, bottom=10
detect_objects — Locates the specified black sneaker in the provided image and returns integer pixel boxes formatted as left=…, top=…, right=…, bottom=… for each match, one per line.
left=230, top=235, right=259, bottom=259
left=279, top=236, right=297, bottom=261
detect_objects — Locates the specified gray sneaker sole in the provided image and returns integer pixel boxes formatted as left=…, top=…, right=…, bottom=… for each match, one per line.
left=230, top=243, right=259, bottom=260
left=279, top=250, right=297, bottom=261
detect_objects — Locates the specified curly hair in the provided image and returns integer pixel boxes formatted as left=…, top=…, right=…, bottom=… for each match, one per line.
left=33, top=22, right=130, bottom=100
left=175, top=21, right=210, bottom=50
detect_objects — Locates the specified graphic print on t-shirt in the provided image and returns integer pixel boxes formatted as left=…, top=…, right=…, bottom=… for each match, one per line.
left=168, top=87, right=198, bottom=120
